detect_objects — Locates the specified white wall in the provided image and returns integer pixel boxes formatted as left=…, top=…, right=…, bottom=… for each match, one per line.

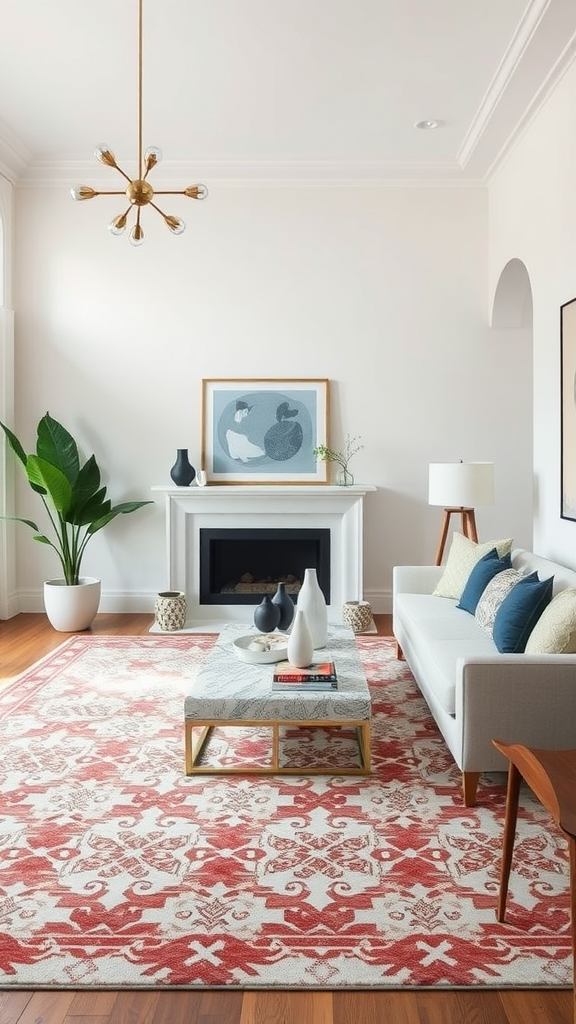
left=0, top=174, right=15, bottom=619
left=489, top=58, right=576, bottom=569
left=9, top=180, right=533, bottom=614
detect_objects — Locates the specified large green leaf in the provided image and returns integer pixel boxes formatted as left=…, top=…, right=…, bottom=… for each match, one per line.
left=37, top=413, right=80, bottom=484
left=0, top=421, right=28, bottom=467
left=66, top=457, right=104, bottom=524
left=26, top=456, right=73, bottom=513
left=71, top=492, right=111, bottom=527
left=87, top=500, right=153, bottom=535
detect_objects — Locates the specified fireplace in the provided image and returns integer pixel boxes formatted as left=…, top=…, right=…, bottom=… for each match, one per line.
left=199, top=527, right=330, bottom=605
left=151, top=483, right=375, bottom=628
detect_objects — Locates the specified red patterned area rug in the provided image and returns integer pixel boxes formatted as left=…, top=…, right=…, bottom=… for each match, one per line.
left=0, top=634, right=571, bottom=989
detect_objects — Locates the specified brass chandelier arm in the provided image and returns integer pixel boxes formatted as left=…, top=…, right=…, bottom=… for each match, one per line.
left=114, top=165, right=134, bottom=185
left=154, top=189, right=205, bottom=197
left=149, top=201, right=185, bottom=235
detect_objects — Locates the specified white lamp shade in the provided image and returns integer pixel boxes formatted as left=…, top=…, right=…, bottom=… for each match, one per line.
left=428, top=462, right=495, bottom=508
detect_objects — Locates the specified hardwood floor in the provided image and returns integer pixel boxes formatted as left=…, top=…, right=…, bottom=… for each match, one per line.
left=0, top=612, right=573, bottom=1024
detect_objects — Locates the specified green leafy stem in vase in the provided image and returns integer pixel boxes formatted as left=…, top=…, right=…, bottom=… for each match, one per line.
left=313, top=434, right=364, bottom=479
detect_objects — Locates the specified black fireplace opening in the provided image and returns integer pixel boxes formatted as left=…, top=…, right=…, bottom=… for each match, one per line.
left=199, top=528, right=331, bottom=605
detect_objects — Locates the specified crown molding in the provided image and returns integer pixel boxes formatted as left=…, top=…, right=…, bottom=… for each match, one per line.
left=459, top=0, right=576, bottom=177
left=0, top=117, right=30, bottom=184
left=14, top=157, right=485, bottom=189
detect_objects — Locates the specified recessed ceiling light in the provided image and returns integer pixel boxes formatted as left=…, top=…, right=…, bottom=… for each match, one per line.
left=415, top=119, right=440, bottom=130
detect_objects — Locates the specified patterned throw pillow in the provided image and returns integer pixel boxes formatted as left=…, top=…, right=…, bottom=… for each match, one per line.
left=525, top=587, right=576, bottom=654
left=433, top=533, right=514, bottom=601
left=474, top=568, right=524, bottom=636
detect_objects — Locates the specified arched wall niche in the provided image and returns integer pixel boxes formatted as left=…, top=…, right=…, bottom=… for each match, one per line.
left=491, top=257, right=533, bottom=328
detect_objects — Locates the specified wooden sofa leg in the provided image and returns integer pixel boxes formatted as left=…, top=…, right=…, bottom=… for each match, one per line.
left=462, top=771, right=481, bottom=806
left=394, top=639, right=404, bottom=661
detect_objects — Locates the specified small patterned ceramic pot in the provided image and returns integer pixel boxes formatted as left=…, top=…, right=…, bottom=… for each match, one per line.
left=155, top=591, right=187, bottom=631
left=342, top=600, right=372, bottom=633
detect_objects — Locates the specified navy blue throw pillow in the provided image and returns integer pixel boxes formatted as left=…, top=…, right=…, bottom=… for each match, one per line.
left=492, top=572, right=554, bottom=653
left=457, top=548, right=513, bottom=615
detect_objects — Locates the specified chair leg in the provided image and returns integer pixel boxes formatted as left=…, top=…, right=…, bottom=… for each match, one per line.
left=496, top=763, right=521, bottom=922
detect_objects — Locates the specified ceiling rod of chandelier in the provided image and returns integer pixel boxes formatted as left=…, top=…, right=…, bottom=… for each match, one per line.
left=70, top=0, right=207, bottom=246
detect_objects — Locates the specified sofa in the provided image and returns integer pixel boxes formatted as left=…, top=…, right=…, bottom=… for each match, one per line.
left=392, top=541, right=576, bottom=805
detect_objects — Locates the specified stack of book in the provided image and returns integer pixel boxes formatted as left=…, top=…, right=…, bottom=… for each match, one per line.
left=271, top=661, right=338, bottom=691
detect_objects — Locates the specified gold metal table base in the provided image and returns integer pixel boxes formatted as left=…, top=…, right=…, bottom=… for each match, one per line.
left=184, top=717, right=372, bottom=776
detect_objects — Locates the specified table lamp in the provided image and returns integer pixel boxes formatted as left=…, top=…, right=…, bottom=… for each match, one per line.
left=428, top=461, right=495, bottom=565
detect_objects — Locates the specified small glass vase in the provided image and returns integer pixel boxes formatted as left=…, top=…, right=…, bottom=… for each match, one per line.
left=337, top=466, right=354, bottom=486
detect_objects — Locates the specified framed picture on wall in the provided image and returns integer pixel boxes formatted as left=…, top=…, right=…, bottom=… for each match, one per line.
left=561, top=296, right=576, bottom=520
left=201, top=378, right=330, bottom=484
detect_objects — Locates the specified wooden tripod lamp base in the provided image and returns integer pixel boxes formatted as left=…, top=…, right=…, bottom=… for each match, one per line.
left=428, top=461, right=494, bottom=566
left=434, top=507, right=478, bottom=566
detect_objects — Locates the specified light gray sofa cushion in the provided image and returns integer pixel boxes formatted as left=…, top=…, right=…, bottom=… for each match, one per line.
left=394, top=593, right=497, bottom=714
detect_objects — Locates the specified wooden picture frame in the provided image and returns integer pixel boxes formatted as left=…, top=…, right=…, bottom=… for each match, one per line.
left=201, top=378, right=330, bottom=485
left=561, top=297, right=576, bottom=520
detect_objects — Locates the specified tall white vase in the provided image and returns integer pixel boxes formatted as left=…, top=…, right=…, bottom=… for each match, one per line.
left=287, top=609, right=314, bottom=668
left=297, top=567, right=328, bottom=649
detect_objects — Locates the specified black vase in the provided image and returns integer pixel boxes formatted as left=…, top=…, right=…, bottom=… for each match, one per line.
left=271, top=581, right=294, bottom=630
left=253, top=595, right=281, bottom=633
left=170, top=449, right=196, bottom=486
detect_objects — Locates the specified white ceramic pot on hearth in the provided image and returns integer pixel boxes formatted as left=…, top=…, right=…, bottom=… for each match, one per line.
left=43, top=577, right=101, bottom=632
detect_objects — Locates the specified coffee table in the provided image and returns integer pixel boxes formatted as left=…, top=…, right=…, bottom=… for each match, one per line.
left=184, top=623, right=372, bottom=776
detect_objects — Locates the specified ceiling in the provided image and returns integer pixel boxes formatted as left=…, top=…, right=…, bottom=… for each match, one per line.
left=0, top=0, right=575, bottom=188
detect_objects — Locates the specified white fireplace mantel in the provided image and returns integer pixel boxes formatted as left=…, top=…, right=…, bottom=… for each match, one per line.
left=151, top=484, right=376, bottom=629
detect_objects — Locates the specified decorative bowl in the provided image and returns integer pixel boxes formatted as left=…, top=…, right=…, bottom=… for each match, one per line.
left=232, top=633, right=288, bottom=664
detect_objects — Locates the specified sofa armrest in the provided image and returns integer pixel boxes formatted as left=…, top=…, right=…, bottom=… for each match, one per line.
left=393, top=564, right=444, bottom=598
left=456, top=655, right=576, bottom=770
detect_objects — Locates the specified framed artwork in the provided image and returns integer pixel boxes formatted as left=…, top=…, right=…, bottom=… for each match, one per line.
left=561, top=297, right=576, bottom=520
left=201, top=378, right=330, bottom=484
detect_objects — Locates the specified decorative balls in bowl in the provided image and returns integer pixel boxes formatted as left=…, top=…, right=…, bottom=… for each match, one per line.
left=232, top=633, right=288, bottom=664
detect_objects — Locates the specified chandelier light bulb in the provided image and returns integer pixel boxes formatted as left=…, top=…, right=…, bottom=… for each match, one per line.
left=109, top=211, right=129, bottom=235
left=164, top=215, right=186, bottom=235
left=144, top=146, right=162, bottom=174
left=72, top=0, right=207, bottom=244
left=94, top=144, right=118, bottom=169
left=184, top=184, right=208, bottom=201
left=70, top=185, right=98, bottom=201
left=129, top=222, right=145, bottom=246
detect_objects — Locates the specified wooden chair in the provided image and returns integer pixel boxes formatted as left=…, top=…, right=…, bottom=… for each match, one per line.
left=492, top=740, right=576, bottom=1023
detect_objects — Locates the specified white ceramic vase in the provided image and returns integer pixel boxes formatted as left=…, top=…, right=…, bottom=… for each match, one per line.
left=297, top=567, right=328, bottom=648
left=43, top=577, right=101, bottom=632
left=287, top=609, right=314, bottom=668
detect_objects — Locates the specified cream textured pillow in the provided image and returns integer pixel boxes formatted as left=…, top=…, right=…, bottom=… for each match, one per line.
left=525, top=587, right=576, bottom=654
left=433, top=533, right=514, bottom=601
left=474, top=568, right=524, bottom=636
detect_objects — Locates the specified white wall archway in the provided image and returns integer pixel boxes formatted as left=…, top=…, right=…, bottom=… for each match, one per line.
left=490, top=257, right=534, bottom=545
left=491, top=257, right=533, bottom=329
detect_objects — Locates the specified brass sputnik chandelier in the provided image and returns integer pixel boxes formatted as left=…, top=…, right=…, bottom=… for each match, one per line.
left=70, top=0, right=207, bottom=245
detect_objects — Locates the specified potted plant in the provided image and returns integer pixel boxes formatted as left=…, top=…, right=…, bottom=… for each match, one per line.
left=0, top=412, right=152, bottom=631
left=313, top=433, right=364, bottom=486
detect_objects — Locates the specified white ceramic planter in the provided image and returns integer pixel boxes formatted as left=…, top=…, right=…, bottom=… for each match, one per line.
left=43, top=577, right=101, bottom=632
